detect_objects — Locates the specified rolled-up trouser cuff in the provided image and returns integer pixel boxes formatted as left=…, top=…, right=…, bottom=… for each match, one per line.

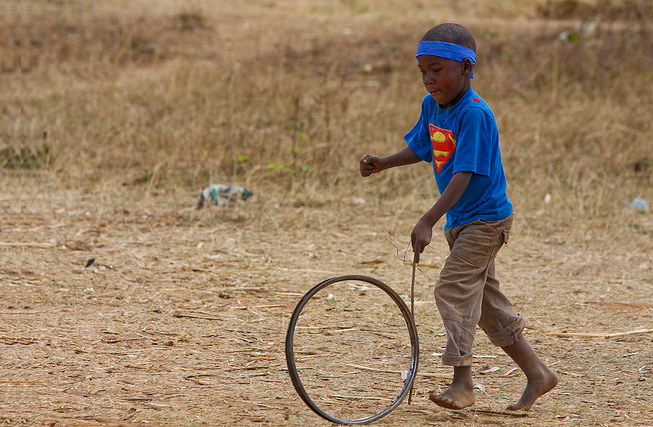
left=484, top=315, right=527, bottom=348
left=441, top=352, right=473, bottom=367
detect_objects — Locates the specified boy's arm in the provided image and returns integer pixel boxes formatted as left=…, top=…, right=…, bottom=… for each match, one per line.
left=411, top=171, right=472, bottom=262
left=360, top=147, right=422, bottom=177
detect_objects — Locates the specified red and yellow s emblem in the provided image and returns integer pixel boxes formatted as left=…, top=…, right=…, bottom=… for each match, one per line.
left=429, top=124, right=456, bottom=174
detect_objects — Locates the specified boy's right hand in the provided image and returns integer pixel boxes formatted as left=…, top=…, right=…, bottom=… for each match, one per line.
left=411, top=219, right=433, bottom=264
left=359, top=154, right=382, bottom=177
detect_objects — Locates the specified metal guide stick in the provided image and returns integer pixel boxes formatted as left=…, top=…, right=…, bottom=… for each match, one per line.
left=407, top=258, right=416, bottom=404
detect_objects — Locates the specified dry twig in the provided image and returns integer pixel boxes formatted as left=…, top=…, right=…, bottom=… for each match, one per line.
left=173, top=313, right=222, bottom=321
left=473, top=408, right=529, bottom=417
left=546, top=328, right=653, bottom=338
left=0, top=242, right=56, bottom=248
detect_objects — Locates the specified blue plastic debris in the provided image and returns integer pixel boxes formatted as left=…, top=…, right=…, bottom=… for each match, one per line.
left=627, top=197, right=648, bottom=212
left=196, top=184, right=253, bottom=209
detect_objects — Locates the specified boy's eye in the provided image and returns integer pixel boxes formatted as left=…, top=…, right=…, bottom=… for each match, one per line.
left=420, top=68, right=441, bottom=75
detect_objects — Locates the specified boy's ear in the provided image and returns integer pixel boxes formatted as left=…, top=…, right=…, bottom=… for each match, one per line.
left=462, top=58, right=473, bottom=76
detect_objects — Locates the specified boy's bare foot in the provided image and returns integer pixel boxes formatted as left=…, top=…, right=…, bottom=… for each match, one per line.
left=429, top=383, right=476, bottom=410
left=429, top=365, right=476, bottom=409
left=501, top=336, right=558, bottom=411
left=506, top=367, right=558, bottom=411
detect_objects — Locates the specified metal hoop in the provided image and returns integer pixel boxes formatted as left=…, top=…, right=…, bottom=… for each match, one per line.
left=285, top=275, right=419, bottom=425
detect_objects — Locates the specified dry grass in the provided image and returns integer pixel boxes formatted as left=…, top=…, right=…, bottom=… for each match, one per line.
left=6, top=0, right=652, bottom=208
left=2, top=0, right=653, bottom=425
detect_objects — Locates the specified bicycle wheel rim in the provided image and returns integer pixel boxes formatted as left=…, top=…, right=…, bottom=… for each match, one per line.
left=285, top=275, right=419, bottom=425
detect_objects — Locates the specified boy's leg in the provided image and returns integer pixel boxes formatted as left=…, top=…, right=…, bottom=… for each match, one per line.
left=477, top=261, right=526, bottom=347
left=431, top=219, right=511, bottom=409
left=502, top=336, right=558, bottom=411
left=478, top=260, right=558, bottom=410
left=435, top=222, right=509, bottom=367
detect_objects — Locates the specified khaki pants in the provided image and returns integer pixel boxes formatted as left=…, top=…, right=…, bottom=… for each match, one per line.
left=435, top=214, right=525, bottom=366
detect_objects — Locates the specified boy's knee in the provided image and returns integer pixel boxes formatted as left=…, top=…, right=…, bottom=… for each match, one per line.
left=481, top=315, right=527, bottom=347
left=433, top=281, right=449, bottom=305
left=434, top=282, right=444, bottom=301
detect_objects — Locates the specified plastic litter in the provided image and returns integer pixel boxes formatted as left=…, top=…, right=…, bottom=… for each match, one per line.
left=196, top=184, right=253, bottom=209
left=627, top=197, right=648, bottom=212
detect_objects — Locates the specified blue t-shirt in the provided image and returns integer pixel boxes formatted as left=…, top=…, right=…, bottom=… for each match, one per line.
left=404, top=88, right=512, bottom=230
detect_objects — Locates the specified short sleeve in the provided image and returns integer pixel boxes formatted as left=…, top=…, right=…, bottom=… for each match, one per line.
left=403, top=96, right=433, bottom=163
left=453, top=108, right=494, bottom=176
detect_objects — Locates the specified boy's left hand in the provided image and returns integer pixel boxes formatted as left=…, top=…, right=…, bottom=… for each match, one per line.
left=411, top=219, right=432, bottom=263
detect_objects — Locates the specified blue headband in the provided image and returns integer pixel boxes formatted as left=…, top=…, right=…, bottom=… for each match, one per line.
left=416, top=41, right=476, bottom=78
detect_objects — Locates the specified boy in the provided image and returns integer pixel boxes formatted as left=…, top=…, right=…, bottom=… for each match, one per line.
left=359, top=23, right=557, bottom=411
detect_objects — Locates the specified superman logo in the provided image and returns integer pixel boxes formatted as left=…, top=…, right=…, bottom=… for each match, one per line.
left=429, top=124, right=456, bottom=174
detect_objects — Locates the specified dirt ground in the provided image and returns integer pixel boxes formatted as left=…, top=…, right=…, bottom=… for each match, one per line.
left=1, top=173, right=652, bottom=426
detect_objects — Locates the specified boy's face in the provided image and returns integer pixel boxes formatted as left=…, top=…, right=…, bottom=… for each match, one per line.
left=417, top=55, right=471, bottom=109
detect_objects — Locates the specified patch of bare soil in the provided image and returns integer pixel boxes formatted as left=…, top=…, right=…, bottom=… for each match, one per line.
left=1, top=175, right=652, bottom=425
